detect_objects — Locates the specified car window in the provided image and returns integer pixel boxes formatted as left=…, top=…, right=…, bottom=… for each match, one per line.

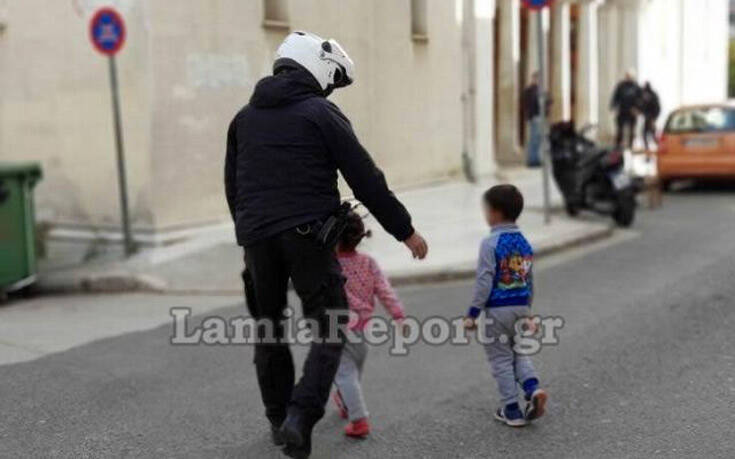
left=665, top=107, right=735, bottom=133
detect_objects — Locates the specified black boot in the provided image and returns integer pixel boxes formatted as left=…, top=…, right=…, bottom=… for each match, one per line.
left=279, top=411, right=312, bottom=458
left=271, top=422, right=285, bottom=446
left=282, top=439, right=311, bottom=459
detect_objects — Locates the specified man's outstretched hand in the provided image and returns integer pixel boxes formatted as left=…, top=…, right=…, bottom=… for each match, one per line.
left=404, top=231, right=428, bottom=260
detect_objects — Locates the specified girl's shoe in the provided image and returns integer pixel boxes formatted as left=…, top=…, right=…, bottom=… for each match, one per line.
left=524, top=389, right=548, bottom=421
left=332, top=390, right=348, bottom=419
left=494, top=405, right=528, bottom=427
left=344, top=418, right=370, bottom=438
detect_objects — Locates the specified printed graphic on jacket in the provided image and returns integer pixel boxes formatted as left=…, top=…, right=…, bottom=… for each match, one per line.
left=488, top=232, right=534, bottom=307
left=497, top=253, right=532, bottom=290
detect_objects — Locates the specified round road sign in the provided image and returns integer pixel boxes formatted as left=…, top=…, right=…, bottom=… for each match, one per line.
left=89, top=7, right=126, bottom=56
left=522, top=0, right=554, bottom=10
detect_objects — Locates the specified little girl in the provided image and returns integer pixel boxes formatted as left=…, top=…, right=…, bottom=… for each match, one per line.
left=332, top=211, right=406, bottom=438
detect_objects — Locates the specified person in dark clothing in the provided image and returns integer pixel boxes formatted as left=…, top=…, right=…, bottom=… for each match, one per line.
left=225, top=31, right=428, bottom=458
left=610, top=70, right=642, bottom=149
left=522, top=72, right=543, bottom=168
left=640, top=82, right=661, bottom=151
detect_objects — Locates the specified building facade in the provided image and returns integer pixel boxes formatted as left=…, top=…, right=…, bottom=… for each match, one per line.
left=487, top=0, right=729, bottom=164
left=0, top=0, right=728, bottom=243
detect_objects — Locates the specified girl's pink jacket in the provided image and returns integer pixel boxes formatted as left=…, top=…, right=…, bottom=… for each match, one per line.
left=337, top=251, right=405, bottom=331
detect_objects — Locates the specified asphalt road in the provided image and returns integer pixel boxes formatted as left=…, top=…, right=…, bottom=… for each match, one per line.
left=2, top=187, right=735, bottom=458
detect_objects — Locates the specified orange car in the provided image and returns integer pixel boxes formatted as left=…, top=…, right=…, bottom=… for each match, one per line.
left=657, top=103, right=735, bottom=189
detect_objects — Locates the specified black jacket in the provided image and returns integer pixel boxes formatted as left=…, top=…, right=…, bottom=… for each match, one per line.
left=640, top=87, right=661, bottom=120
left=610, top=80, right=642, bottom=118
left=522, top=84, right=540, bottom=121
left=225, top=69, right=414, bottom=247
left=522, top=84, right=551, bottom=121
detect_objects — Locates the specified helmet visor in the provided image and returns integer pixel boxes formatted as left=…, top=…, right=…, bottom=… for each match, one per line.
left=327, top=39, right=354, bottom=87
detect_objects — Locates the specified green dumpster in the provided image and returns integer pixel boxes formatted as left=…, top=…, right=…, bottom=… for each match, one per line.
left=0, top=162, right=42, bottom=292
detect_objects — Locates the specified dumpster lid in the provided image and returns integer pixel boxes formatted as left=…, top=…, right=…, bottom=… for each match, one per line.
left=0, top=162, right=43, bottom=181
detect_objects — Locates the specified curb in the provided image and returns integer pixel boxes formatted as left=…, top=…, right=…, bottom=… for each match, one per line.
left=34, top=225, right=615, bottom=295
left=389, top=224, right=615, bottom=287
left=35, top=272, right=167, bottom=295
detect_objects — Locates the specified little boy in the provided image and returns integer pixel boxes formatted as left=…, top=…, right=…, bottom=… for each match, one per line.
left=464, top=184, right=548, bottom=427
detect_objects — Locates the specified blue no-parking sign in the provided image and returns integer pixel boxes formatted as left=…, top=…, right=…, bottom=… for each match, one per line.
left=522, top=0, right=554, bottom=10
left=89, top=7, right=126, bottom=56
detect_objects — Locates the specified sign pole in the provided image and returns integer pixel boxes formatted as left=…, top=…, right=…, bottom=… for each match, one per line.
left=535, top=10, right=552, bottom=225
left=108, top=54, right=133, bottom=256
left=90, top=7, right=132, bottom=256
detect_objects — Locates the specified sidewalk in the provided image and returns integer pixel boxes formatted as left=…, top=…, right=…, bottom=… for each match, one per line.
left=36, top=168, right=613, bottom=294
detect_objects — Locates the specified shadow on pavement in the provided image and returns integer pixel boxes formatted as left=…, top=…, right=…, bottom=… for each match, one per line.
left=667, top=179, right=735, bottom=194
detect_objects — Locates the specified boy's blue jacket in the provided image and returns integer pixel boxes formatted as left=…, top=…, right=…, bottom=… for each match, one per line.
left=467, top=223, right=534, bottom=319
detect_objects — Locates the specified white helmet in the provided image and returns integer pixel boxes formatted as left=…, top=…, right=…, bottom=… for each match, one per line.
left=274, top=31, right=355, bottom=92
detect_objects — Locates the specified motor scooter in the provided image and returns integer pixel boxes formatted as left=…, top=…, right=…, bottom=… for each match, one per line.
left=548, top=122, right=637, bottom=227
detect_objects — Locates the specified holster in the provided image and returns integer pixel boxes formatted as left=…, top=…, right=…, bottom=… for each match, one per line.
left=312, top=202, right=353, bottom=249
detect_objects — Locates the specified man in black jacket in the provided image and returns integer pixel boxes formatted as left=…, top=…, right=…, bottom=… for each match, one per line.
left=224, top=31, right=427, bottom=458
left=522, top=72, right=551, bottom=168
left=522, top=72, right=542, bottom=167
left=640, top=82, right=661, bottom=151
left=610, top=70, right=642, bottom=149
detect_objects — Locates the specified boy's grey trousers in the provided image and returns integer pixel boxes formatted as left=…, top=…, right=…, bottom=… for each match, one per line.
left=483, top=306, right=538, bottom=406
left=333, top=332, right=369, bottom=421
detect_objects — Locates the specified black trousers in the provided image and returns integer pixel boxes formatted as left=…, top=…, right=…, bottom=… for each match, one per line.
left=242, top=224, right=348, bottom=427
left=642, top=117, right=658, bottom=151
left=615, top=115, right=636, bottom=149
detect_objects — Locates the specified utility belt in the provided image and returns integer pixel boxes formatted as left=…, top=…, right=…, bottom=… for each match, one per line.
left=295, top=202, right=353, bottom=249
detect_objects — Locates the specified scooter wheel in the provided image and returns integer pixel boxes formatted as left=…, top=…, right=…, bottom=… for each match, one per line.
left=613, top=193, right=636, bottom=227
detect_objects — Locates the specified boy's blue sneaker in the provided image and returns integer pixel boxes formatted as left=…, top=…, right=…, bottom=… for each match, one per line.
left=494, top=403, right=528, bottom=427
left=524, top=389, right=548, bottom=421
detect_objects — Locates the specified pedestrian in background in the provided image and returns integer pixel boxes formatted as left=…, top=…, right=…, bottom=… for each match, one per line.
left=225, top=31, right=428, bottom=459
left=640, top=82, right=661, bottom=151
left=331, top=211, right=406, bottom=439
left=522, top=72, right=544, bottom=168
left=464, top=185, right=547, bottom=428
left=610, top=70, right=642, bottom=150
